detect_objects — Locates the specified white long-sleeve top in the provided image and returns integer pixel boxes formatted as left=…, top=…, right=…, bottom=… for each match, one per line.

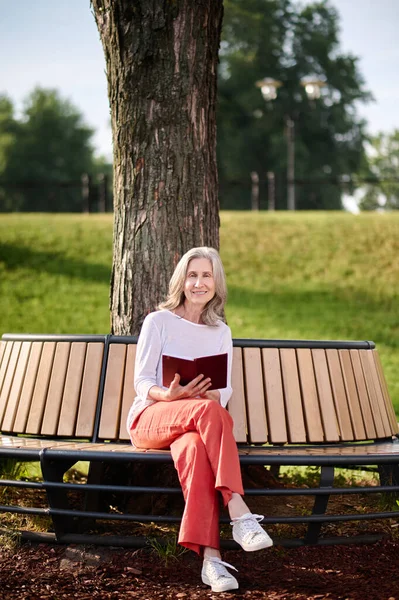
left=126, top=309, right=233, bottom=431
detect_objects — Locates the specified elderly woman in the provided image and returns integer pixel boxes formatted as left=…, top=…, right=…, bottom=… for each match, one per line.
left=127, top=247, right=272, bottom=593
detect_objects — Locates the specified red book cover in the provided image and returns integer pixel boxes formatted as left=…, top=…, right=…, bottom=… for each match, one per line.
left=162, top=353, right=228, bottom=390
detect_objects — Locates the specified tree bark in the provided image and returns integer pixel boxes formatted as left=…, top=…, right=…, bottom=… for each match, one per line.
left=92, top=0, right=223, bottom=334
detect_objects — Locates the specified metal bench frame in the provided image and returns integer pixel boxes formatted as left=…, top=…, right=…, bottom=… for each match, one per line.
left=0, top=333, right=398, bottom=548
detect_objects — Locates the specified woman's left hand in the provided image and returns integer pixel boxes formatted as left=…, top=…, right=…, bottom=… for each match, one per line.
left=199, top=389, right=221, bottom=403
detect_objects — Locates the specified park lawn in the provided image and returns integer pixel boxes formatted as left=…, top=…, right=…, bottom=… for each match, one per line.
left=0, top=211, right=398, bottom=414
left=0, top=214, right=112, bottom=334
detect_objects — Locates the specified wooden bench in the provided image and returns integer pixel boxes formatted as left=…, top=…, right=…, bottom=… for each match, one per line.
left=0, top=333, right=398, bottom=548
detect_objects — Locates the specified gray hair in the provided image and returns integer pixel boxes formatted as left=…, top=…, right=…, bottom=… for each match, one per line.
left=158, top=247, right=227, bottom=326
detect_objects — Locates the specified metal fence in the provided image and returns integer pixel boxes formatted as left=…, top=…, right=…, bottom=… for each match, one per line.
left=219, top=175, right=399, bottom=211
left=0, top=174, right=111, bottom=213
left=1, top=174, right=398, bottom=212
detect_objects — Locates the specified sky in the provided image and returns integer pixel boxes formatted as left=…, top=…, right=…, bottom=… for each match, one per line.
left=1, top=0, right=399, bottom=165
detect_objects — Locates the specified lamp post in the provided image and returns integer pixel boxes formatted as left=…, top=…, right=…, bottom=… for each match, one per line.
left=256, top=76, right=326, bottom=210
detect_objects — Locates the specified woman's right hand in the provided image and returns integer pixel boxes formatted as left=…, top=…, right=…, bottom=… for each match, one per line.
left=165, top=373, right=212, bottom=401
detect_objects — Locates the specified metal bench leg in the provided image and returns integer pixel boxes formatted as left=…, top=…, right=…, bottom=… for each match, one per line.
left=270, top=464, right=281, bottom=479
left=378, top=463, right=399, bottom=510
left=304, top=465, right=335, bottom=545
left=84, top=460, right=104, bottom=513
left=40, top=452, right=78, bottom=539
left=378, top=463, right=399, bottom=487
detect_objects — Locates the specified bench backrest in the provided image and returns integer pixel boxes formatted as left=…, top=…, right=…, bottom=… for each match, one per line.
left=1, top=334, right=397, bottom=445
left=97, top=337, right=398, bottom=445
left=0, top=335, right=105, bottom=439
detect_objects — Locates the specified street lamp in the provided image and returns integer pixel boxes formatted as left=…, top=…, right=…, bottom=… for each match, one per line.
left=257, top=77, right=283, bottom=101
left=300, top=77, right=326, bottom=100
left=256, top=76, right=326, bottom=210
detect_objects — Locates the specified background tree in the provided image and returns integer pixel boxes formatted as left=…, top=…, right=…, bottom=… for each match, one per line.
left=217, top=0, right=372, bottom=210
left=0, top=88, right=100, bottom=212
left=91, top=0, right=224, bottom=335
left=359, top=131, right=399, bottom=210
left=0, top=96, right=19, bottom=211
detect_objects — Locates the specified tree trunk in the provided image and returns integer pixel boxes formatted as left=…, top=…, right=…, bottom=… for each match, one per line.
left=92, top=0, right=223, bottom=334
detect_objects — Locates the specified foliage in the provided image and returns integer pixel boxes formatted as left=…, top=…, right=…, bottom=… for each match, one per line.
left=0, top=97, right=18, bottom=212
left=0, top=528, right=21, bottom=552
left=0, top=212, right=398, bottom=413
left=0, top=88, right=111, bottom=212
left=147, top=535, right=188, bottom=566
left=0, top=459, right=25, bottom=500
left=359, top=131, right=399, bottom=210
left=218, top=0, right=372, bottom=210
left=378, top=493, right=399, bottom=512
left=279, top=466, right=377, bottom=489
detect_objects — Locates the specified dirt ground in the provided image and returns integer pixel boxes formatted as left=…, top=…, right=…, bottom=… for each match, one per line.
left=1, top=537, right=399, bottom=600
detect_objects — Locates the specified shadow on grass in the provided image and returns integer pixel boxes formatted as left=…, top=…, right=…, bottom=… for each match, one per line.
left=0, top=242, right=111, bottom=284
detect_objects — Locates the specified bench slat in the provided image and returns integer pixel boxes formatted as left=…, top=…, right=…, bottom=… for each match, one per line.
left=296, top=349, right=324, bottom=442
left=13, top=342, right=43, bottom=433
left=99, top=344, right=127, bottom=440
left=228, top=347, right=247, bottom=443
left=0, top=342, right=22, bottom=424
left=243, top=348, right=268, bottom=443
left=238, top=442, right=399, bottom=458
left=350, top=350, right=377, bottom=439
left=45, top=441, right=135, bottom=452
left=57, top=343, right=87, bottom=436
left=373, top=350, right=398, bottom=434
left=0, top=341, right=13, bottom=397
left=0, top=341, right=6, bottom=379
left=262, top=348, right=287, bottom=444
left=76, top=343, right=105, bottom=438
left=2, top=342, right=32, bottom=432
left=41, top=343, right=71, bottom=436
left=366, top=350, right=394, bottom=437
left=326, top=349, right=354, bottom=441
left=364, top=350, right=393, bottom=436
left=359, top=350, right=386, bottom=437
left=119, top=344, right=136, bottom=441
left=280, top=349, right=306, bottom=443
left=339, top=350, right=366, bottom=440
left=312, top=350, right=340, bottom=442
left=26, top=342, right=56, bottom=435
left=0, top=436, right=86, bottom=450
left=369, top=352, right=398, bottom=436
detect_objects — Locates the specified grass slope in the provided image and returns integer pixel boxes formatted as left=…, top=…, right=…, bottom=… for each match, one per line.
left=0, top=212, right=398, bottom=413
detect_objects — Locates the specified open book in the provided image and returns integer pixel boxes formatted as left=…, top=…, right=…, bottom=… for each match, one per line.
left=162, top=352, right=228, bottom=390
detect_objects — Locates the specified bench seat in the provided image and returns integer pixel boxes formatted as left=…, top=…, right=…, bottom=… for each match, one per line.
left=2, top=436, right=398, bottom=462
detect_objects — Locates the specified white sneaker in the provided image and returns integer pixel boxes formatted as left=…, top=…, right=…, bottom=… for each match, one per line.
left=201, top=556, right=239, bottom=592
left=231, top=513, right=273, bottom=552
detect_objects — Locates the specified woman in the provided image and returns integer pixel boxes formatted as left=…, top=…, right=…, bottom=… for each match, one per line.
left=127, top=247, right=272, bottom=593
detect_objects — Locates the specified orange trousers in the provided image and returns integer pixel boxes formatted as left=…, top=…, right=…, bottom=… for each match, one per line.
left=130, top=399, right=244, bottom=555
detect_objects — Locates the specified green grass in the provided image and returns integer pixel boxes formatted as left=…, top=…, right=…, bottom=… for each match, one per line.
left=0, top=212, right=398, bottom=414
left=0, top=214, right=112, bottom=333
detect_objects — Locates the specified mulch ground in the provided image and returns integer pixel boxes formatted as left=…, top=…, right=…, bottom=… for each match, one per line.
left=2, top=466, right=399, bottom=598
left=1, top=538, right=399, bottom=600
